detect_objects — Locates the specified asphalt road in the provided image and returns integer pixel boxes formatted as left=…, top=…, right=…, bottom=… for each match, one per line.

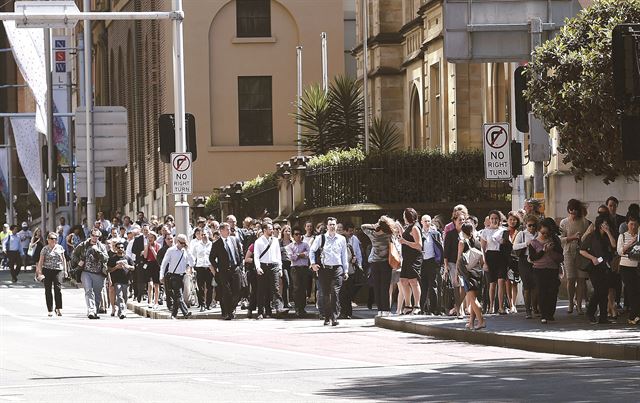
left=1, top=273, right=639, bottom=402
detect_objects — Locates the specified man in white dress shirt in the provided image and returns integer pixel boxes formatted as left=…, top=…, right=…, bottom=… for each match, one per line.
left=254, top=223, right=289, bottom=319
left=159, top=234, right=194, bottom=319
left=310, top=217, right=349, bottom=326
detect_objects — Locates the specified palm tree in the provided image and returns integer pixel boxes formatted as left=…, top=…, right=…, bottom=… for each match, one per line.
left=328, top=75, right=364, bottom=150
left=293, top=84, right=333, bottom=154
left=369, top=117, right=401, bottom=153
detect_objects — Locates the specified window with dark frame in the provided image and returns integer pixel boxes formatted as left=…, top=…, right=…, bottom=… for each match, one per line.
left=236, top=0, right=271, bottom=38
left=238, top=76, right=273, bottom=146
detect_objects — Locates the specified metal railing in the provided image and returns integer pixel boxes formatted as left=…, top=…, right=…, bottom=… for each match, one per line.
left=305, top=152, right=511, bottom=209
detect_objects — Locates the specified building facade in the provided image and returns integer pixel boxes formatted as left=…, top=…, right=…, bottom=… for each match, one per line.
left=91, top=0, right=345, bottom=219
left=353, top=0, right=512, bottom=154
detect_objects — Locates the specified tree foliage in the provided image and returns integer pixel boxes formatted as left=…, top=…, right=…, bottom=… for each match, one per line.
left=369, top=116, right=401, bottom=153
left=293, top=76, right=364, bottom=154
left=524, top=0, right=640, bottom=183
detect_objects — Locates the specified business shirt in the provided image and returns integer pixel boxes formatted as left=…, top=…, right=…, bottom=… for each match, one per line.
left=159, top=246, right=194, bottom=280
left=422, top=229, right=436, bottom=260
left=254, top=236, right=282, bottom=267
left=4, top=233, right=23, bottom=255
left=287, top=240, right=310, bottom=267
left=4, top=234, right=24, bottom=255
left=190, top=238, right=212, bottom=267
left=347, top=235, right=363, bottom=267
left=309, top=232, right=349, bottom=275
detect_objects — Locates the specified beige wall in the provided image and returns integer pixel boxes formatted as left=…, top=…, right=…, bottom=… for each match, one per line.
left=183, top=0, right=345, bottom=197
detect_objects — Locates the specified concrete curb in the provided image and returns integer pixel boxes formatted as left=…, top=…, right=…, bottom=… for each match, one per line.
left=375, top=316, right=640, bottom=361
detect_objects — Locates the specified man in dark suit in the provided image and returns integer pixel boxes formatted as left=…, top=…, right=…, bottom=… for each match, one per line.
left=209, top=222, right=244, bottom=320
left=130, top=224, right=149, bottom=302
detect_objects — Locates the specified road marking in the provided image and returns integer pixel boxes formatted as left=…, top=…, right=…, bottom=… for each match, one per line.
left=500, top=377, right=525, bottom=381
left=470, top=374, right=491, bottom=378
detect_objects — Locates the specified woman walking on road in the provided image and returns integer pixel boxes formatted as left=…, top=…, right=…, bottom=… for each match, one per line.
left=528, top=218, right=564, bottom=324
left=36, top=232, right=68, bottom=317
left=398, top=208, right=423, bottom=315
left=618, top=214, right=640, bottom=325
left=362, top=216, right=394, bottom=316
left=480, top=210, right=508, bottom=314
left=513, top=215, right=539, bottom=319
left=458, top=222, right=485, bottom=329
left=580, top=215, right=617, bottom=325
left=560, top=199, right=591, bottom=315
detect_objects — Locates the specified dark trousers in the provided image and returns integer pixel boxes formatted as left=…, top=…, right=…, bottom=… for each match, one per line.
left=256, top=264, right=283, bottom=315
left=163, top=277, right=173, bottom=311
left=620, top=266, right=640, bottom=318
left=43, top=268, right=62, bottom=311
left=194, top=267, right=214, bottom=308
left=218, top=267, right=242, bottom=317
left=291, top=266, right=310, bottom=313
left=587, top=268, right=609, bottom=321
left=339, top=274, right=354, bottom=318
left=281, top=261, right=291, bottom=307
left=245, top=267, right=258, bottom=311
left=318, top=265, right=343, bottom=321
left=370, top=261, right=392, bottom=312
left=6, top=251, right=20, bottom=281
left=534, top=268, right=560, bottom=320
left=420, top=258, right=440, bottom=314
left=166, top=273, right=189, bottom=317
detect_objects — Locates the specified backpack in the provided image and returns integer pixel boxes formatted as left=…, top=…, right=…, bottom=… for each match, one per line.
left=458, top=239, right=484, bottom=278
left=314, top=235, right=325, bottom=266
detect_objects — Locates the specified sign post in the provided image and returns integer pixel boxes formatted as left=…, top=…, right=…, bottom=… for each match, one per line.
left=482, top=123, right=512, bottom=180
left=171, top=152, right=192, bottom=195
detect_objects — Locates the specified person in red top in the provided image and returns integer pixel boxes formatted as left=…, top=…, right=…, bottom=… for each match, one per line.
left=144, top=232, right=161, bottom=309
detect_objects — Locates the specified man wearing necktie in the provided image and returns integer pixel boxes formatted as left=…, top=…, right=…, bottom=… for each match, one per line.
left=3, top=225, right=24, bottom=283
left=209, top=223, right=244, bottom=320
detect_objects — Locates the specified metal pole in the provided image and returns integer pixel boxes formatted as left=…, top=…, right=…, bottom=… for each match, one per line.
left=83, top=0, right=95, bottom=228
left=3, top=118, right=13, bottom=224
left=39, top=128, right=45, bottom=235
left=510, top=62, right=525, bottom=211
left=0, top=11, right=178, bottom=21
left=530, top=17, right=544, bottom=199
left=296, top=45, right=303, bottom=156
left=172, top=0, right=189, bottom=237
left=321, top=32, right=328, bottom=94
left=45, top=29, right=56, bottom=234
left=362, top=0, right=369, bottom=153
left=68, top=70, right=75, bottom=226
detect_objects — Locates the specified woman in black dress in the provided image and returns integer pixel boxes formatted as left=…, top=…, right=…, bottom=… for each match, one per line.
left=398, top=208, right=423, bottom=315
left=458, top=222, right=485, bottom=329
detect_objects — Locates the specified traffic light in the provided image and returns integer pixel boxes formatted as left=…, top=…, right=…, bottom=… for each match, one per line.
left=510, top=140, right=523, bottom=177
left=514, top=66, right=530, bottom=133
left=612, top=24, right=640, bottom=160
left=159, top=113, right=197, bottom=163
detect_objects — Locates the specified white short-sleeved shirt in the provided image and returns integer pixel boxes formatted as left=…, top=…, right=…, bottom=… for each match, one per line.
left=481, top=228, right=504, bottom=251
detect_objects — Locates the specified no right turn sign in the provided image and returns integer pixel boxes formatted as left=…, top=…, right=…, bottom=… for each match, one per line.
left=171, top=152, right=192, bottom=194
left=482, top=123, right=512, bottom=180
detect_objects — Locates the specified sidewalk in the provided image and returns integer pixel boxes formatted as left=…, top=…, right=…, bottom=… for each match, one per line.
left=127, top=299, right=379, bottom=320
left=375, top=302, right=640, bottom=361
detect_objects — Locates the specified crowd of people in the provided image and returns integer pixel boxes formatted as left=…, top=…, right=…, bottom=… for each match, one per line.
left=4, top=196, right=640, bottom=328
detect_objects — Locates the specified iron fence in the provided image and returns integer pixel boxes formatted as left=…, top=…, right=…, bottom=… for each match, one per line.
left=304, top=151, right=511, bottom=209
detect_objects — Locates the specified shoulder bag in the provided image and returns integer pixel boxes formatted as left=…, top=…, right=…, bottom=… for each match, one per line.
left=388, top=236, right=401, bottom=270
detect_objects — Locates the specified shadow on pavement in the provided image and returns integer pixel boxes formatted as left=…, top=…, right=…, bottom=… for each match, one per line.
left=317, top=357, right=640, bottom=402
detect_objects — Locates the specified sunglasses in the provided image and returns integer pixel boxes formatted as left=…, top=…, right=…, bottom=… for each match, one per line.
left=48, top=237, right=57, bottom=240
left=527, top=224, right=536, bottom=228
left=274, top=227, right=281, bottom=231
left=178, top=241, right=186, bottom=245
